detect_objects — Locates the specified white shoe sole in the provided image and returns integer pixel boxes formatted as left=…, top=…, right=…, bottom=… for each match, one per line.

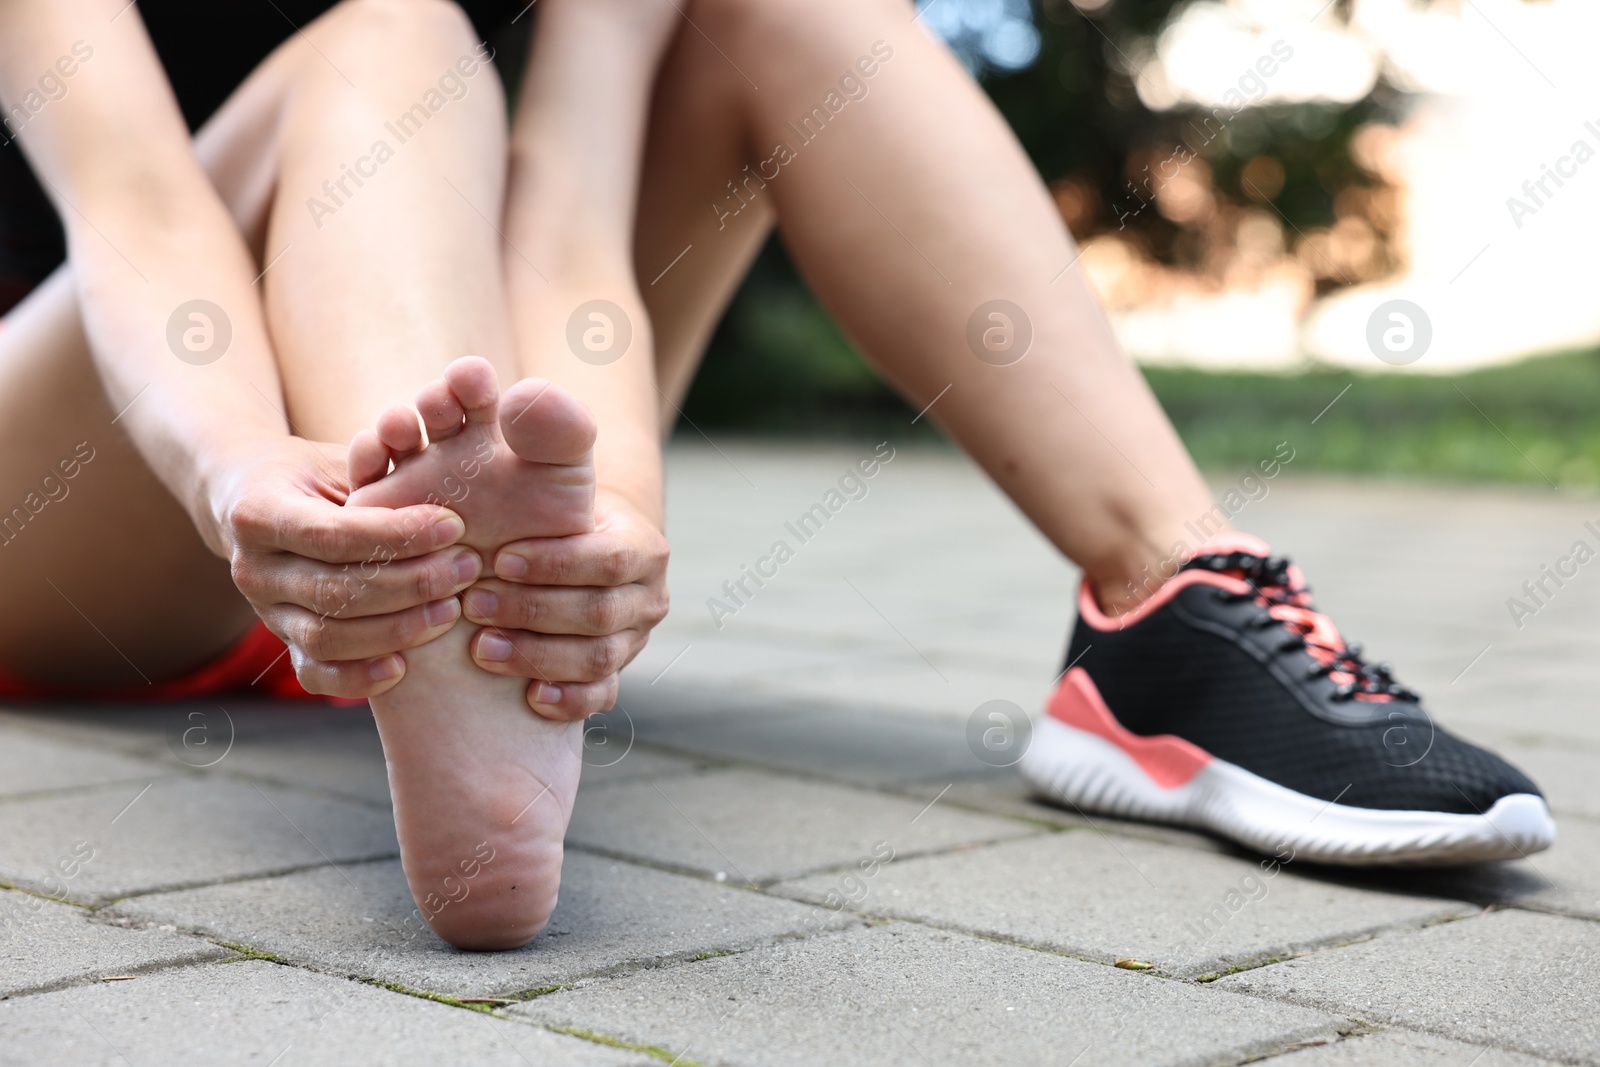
left=1020, top=716, right=1556, bottom=866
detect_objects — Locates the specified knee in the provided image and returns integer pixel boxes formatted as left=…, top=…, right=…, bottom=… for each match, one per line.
left=311, top=0, right=503, bottom=110
left=690, top=0, right=911, bottom=43
left=324, top=0, right=480, bottom=51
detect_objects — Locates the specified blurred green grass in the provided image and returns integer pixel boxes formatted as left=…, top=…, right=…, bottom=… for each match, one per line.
left=681, top=255, right=1600, bottom=488
left=1144, top=355, right=1600, bottom=488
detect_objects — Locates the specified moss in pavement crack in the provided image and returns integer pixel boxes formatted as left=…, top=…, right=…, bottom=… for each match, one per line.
left=359, top=977, right=500, bottom=1014
left=547, top=1025, right=708, bottom=1066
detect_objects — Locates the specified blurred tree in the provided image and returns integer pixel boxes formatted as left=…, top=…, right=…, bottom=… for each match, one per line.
left=683, top=0, right=1399, bottom=430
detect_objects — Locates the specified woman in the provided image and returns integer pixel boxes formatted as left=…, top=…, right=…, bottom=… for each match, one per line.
left=0, top=0, right=1551, bottom=950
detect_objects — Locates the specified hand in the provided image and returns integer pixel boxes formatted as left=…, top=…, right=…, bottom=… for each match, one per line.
left=461, top=487, right=669, bottom=720
left=210, top=435, right=483, bottom=699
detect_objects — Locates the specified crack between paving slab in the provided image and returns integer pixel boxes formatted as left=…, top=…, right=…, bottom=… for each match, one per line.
left=203, top=766, right=394, bottom=812
left=86, top=851, right=400, bottom=910
left=355, top=977, right=504, bottom=1015
left=1209, top=1019, right=1385, bottom=1067
left=567, top=826, right=1055, bottom=892
left=0, top=759, right=396, bottom=815
left=132, top=899, right=860, bottom=1007
left=0, top=774, right=185, bottom=809
left=0, top=948, right=226, bottom=1003
left=763, top=897, right=1490, bottom=993
left=538, top=1023, right=709, bottom=1066
left=1209, top=980, right=1594, bottom=1067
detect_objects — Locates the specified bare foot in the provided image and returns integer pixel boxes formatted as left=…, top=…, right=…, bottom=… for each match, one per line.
left=346, top=357, right=595, bottom=950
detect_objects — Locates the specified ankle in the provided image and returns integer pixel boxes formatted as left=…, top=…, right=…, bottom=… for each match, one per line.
left=1084, top=540, right=1195, bottom=617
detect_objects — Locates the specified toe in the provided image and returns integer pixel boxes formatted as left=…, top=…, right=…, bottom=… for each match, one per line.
left=347, top=429, right=392, bottom=490
left=500, top=378, right=597, bottom=466
left=376, top=405, right=425, bottom=458
left=417, top=378, right=465, bottom=441
left=444, top=356, right=501, bottom=425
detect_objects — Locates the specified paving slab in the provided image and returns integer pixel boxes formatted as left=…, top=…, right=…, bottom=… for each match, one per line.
left=0, top=726, right=171, bottom=799
left=1271, top=1029, right=1567, bottom=1066
left=0, top=777, right=397, bottom=903
left=623, top=694, right=990, bottom=788
left=564, top=767, right=1038, bottom=884
left=0, top=959, right=654, bottom=1067
left=576, top=741, right=711, bottom=791
left=111, top=852, right=855, bottom=998
left=1216, top=909, right=1600, bottom=1064
left=513, top=923, right=1348, bottom=1067
left=932, top=766, right=1248, bottom=852
left=0, top=888, right=223, bottom=996
left=202, top=715, right=394, bottom=806
left=772, top=830, right=1474, bottom=978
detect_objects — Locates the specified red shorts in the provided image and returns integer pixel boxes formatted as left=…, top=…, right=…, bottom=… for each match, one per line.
left=0, top=621, right=341, bottom=703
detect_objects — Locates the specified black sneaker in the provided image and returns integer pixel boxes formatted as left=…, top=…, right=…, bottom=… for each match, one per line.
left=1020, top=533, right=1555, bottom=865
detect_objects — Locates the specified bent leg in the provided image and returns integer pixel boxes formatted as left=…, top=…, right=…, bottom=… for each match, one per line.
left=2, top=0, right=584, bottom=947
left=646, top=0, right=1219, bottom=611
left=0, top=272, right=255, bottom=686
left=256, top=0, right=588, bottom=949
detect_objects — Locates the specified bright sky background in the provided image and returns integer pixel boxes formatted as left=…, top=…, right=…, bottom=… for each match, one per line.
left=926, top=0, right=1600, bottom=372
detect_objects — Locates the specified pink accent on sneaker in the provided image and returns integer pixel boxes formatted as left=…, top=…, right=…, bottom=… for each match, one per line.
left=1077, top=569, right=1253, bottom=630
left=1082, top=532, right=1273, bottom=629
left=1046, top=667, right=1213, bottom=788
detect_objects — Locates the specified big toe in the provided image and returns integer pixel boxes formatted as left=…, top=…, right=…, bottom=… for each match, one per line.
left=500, top=378, right=597, bottom=466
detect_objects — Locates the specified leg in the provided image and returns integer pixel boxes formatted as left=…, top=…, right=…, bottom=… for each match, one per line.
left=645, top=0, right=1219, bottom=611
left=3, top=0, right=587, bottom=946
left=0, top=272, right=255, bottom=686
left=0, top=15, right=316, bottom=687
left=254, top=0, right=592, bottom=948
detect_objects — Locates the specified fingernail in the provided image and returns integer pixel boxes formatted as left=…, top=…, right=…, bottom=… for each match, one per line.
left=452, top=551, right=481, bottom=585
left=424, top=598, right=460, bottom=627
left=477, top=632, right=513, bottom=662
left=433, top=516, right=465, bottom=545
left=463, top=588, right=497, bottom=620
left=369, top=655, right=403, bottom=682
left=495, top=552, right=528, bottom=579
left=532, top=683, right=563, bottom=705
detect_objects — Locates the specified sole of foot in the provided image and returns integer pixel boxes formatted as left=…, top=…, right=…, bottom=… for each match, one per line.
left=347, top=357, right=596, bottom=950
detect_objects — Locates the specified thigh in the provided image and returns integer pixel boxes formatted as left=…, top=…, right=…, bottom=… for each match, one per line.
left=0, top=270, right=255, bottom=686
left=634, top=7, right=775, bottom=416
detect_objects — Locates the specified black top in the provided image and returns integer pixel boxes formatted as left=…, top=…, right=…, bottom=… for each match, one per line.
left=0, top=0, right=527, bottom=310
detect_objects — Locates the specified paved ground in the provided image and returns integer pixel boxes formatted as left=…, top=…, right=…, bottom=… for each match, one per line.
left=4, top=442, right=1599, bottom=1066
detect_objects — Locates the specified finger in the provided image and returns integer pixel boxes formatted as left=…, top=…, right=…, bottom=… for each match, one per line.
left=494, top=528, right=665, bottom=587
left=468, top=626, right=638, bottom=684
left=237, top=492, right=465, bottom=564
left=250, top=547, right=481, bottom=619
left=290, top=651, right=407, bottom=700
left=269, top=597, right=461, bottom=662
left=460, top=578, right=665, bottom=637
left=524, top=675, right=618, bottom=722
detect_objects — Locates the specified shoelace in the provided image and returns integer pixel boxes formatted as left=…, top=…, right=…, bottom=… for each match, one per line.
left=1181, top=551, right=1420, bottom=704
